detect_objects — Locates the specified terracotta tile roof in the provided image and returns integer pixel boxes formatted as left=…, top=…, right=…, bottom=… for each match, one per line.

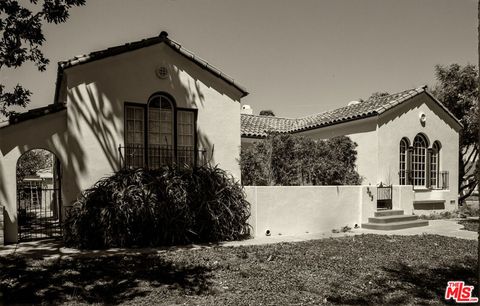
left=55, top=31, right=248, bottom=100
left=0, top=103, right=66, bottom=129
left=241, top=114, right=296, bottom=138
left=241, top=86, right=460, bottom=138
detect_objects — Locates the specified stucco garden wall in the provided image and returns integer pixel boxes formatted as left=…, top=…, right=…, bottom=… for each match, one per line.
left=245, top=185, right=377, bottom=237
left=0, top=110, right=68, bottom=243
left=392, top=185, right=415, bottom=214
left=63, top=43, right=243, bottom=207
left=377, top=93, right=460, bottom=210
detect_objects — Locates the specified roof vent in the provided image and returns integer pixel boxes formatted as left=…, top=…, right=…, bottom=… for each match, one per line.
left=348, top=101, right=361, bottom=106
left=241, top=105, right=253, bottom=115
left=155, top=66, right=169, bottom=79
left=159, top=31, right=168, bottom=38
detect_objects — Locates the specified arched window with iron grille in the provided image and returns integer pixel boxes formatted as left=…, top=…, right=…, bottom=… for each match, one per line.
left=412, top=134, right=428, bottom=187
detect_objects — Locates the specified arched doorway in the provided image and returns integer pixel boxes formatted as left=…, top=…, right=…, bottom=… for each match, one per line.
left=16, top=149, right=62, bottom=241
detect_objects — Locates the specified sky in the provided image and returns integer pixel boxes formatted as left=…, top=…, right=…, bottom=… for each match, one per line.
left=1, top=0, right=477, bottom=118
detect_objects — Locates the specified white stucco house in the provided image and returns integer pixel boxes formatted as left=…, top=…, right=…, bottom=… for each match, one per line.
left=241, top=86, right=462, bottom=215
left=0, top=31, right=248, bottom=244
left=0, top=31, right=463, bottom=244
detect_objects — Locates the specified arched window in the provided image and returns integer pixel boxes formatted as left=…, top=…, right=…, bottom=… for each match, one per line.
left=148, top=95, right=174, bottom=167
left=430, top=141, right=441, bottom=188
left=399, top=138, right=409, bottom=185
left=124, top=92, right=198, bottom=169
left=412, top=134, right=428, bottom=187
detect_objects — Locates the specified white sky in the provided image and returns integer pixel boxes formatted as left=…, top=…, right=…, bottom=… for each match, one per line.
left=1, top=0, right=477, bottom=118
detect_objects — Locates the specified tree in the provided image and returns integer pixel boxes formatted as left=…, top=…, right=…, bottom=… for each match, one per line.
left=0, top=0, right=86, bottom=117
left=259, top=110, right=275, bottom=116
left=432, top=64, right=479, bottom=203
left=477, top=0, right=479, bottom=286
left=359, top=91, right=390, bottom=102
left=17, top=149, right=53, bottom=182
left=240, top=134, right=361, bottom=186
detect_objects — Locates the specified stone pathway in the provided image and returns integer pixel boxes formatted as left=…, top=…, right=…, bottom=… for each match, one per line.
left=0, top=219, right=476, bottom=259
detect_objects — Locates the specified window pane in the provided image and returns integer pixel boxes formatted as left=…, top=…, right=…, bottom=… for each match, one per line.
left=177, top=110, right=195, bottom=166
left=148, top=97, right=174, bottom=159
left=134, top=121, right=143, bottom=132
left=125, top=105, right=145, bottom=168
left=126, top=107, right=134, bottom=119
left=134, top=109, right=143, bottom=120
left=150, top=109, right=160, bottom=121
left=399, top=139, right=407, bottom=185
left=125, top=106, right=144, bottom=145
left=412, top=135, right=427, bottom=187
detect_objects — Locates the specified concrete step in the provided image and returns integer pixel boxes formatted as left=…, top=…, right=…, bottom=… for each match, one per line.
left=368, top=215, right=419, bottom=224
left=362, top=219, right=429, bottom=231
left=374, top=210, right=404, bottom=217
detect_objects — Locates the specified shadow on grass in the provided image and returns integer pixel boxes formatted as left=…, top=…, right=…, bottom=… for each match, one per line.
left=327, top=258, right=477, bottom=305
left=0, top=252, right=212, bottom=305
left=458, top=220, right=479, bottom=232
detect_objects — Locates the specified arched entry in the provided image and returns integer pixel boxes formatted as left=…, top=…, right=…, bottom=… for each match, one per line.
left=16, top=149, right=62, bottom=241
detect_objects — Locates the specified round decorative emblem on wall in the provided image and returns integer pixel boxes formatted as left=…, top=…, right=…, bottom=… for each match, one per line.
left=155, top=66, right=169, bottom=79
left=419, top=112, right=426, bottom=123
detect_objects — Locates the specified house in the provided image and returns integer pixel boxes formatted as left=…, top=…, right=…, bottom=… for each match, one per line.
left=0, top=31, right=248, bottom=244
left=241, top=86, right=462, bottom=215
left=0, top=31, right=463, bottom=244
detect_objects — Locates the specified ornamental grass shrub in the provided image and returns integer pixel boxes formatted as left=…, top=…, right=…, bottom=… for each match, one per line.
left=64, top=165, right=250, bottom=249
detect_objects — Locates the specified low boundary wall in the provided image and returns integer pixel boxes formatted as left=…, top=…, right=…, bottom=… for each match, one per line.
left=245, top=186, right=377, bottom=238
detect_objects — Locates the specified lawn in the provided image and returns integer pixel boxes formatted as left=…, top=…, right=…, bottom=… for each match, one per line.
left=459, top=220, right=479, bottom=232
left=0, top=234, right=477, bottom=305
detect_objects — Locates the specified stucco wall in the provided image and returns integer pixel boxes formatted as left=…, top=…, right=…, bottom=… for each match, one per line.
left=63, top=43, right=243, bottom=206
left=0, top=110, right=68, bottom=243
left=392, top=185, right=415, bottom=214
left=377, top=93, right=460, bottom=209
left=245, top=185, right=376, bottom=237
left=0, top=42, right=244, bottom=244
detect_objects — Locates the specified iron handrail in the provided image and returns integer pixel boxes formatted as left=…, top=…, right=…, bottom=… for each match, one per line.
left=118, top=144, right=207, bottom=169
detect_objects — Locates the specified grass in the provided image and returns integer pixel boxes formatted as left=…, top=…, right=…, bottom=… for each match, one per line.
left=419, top=205, right=479, bottom=220
left=0, top=234, right=477, bottom=305
left=459, top=220, right=479, bottom=232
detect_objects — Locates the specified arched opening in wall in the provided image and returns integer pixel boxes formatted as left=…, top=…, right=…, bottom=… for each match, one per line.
left=16, top=149, right=62, bottom=242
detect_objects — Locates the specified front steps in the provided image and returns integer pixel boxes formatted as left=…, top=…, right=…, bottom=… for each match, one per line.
left=362, top=210, right=429, bottom=230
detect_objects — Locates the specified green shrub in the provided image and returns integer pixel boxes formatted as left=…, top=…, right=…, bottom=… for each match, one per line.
left=417, top=205, right=479, bottom=220
left=64, top=165, right=250, bottom=249
left=240, top=134, right=361, bottom=186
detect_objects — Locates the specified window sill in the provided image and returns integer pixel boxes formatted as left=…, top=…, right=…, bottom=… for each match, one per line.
left=413, top=187, right=431, bottom=192
left=413, top=187, right=449, bottom=192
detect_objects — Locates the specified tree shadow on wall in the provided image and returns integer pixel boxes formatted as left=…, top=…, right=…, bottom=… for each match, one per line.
left=0, top=252, right=213, bottom=305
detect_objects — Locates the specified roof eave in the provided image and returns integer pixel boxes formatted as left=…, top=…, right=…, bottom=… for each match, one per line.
left=423, top=91, right=463, bottom=129
left=0, top=104, right=67, bottom=130
left=55, top=34, right=248, bottom=99
left=291, top=112, right=378, bottom=134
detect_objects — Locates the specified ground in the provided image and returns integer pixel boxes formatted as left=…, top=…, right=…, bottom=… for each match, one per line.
left=0, top=234, right=476, bottom=305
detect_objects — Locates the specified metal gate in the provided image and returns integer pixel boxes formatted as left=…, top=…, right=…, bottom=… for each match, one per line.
left=377, top=183, right=392, bottom=210
left=17, top=185, right=62, bottom=241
